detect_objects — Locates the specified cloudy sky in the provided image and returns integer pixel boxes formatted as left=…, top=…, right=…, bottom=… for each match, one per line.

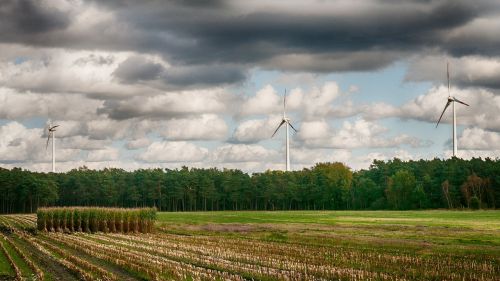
left=1, top=0, right=500, bottom=172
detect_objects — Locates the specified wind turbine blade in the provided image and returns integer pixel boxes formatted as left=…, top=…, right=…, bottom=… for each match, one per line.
left=453, top=97, right=469, bottom=106
left=271, top=120, right=286, bottom=138
left=436, top=101, right=451, bottom=128
left=288, top=122, right=298, bottom=133
left=46, top=133, right=51, bottom=150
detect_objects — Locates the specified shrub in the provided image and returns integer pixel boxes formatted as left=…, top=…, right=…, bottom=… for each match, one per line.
left=470, top=196, right=481, bottom=210
left=37, top=207, right=157, bottom=234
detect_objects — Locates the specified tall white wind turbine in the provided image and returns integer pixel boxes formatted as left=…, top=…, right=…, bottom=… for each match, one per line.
left=46, top=123, right=59, bottom=173
left=436, top=62, right=469, bottom=157
left=271, top=90, right=298, bottom=171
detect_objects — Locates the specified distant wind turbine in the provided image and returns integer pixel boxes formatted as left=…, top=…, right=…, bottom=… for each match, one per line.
left=271, top=90, right=298, bottom=171
left=436, top=62, right=469, bottom=157
left=46, top=123, right=59, bottom=173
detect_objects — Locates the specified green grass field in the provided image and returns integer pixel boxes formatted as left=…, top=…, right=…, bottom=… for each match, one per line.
left=158, top=210, right=500, bottom=228
left=158, top=210, right=500, bottom=255
left=0, top=210, right=499, bottom=280
left=0, top=243, right=14, bottom=278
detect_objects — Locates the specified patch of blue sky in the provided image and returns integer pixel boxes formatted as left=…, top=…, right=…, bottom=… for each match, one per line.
left=0, top=119, right=10, bottom=126
left=21, top=117, right=47, bottom=129
left=113, top=139, right=136, bottom=158
left=14, top=57, right=28, bottom=65
left=245, top=68, right=281, bottom=94
left=323, top=62, right=434, bottom=105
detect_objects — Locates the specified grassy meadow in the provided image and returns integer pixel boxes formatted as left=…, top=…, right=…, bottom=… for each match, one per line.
left=0, top=210, right=499, bottom=280
left=157, top=209, right=500, bottom=227
left=157, top=210, right=500, bottom=256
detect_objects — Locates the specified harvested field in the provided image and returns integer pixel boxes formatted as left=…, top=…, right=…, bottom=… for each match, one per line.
left=0, top=210, right=499, bottom=280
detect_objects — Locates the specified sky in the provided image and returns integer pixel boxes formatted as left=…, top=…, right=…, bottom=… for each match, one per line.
left=1, top=0, right=500, bottom=173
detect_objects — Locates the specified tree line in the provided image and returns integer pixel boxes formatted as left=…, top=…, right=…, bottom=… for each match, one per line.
left=1, top=158, right=499, bottom=214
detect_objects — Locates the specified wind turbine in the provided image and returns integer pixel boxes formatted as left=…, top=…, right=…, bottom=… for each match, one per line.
left=46, top=123, right=59, bottom=173
left=436, top=62, right=469, bottom=157
left=271, top=90, right=298, bottom=171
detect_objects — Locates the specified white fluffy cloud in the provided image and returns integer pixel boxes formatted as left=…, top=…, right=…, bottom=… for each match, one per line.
left=458, top=127, right=500, bottom=150
left=210, top=144, right=278, bottom=163
left=0, top=47, right=147, bottom=98
left=364, top=86, right=500, bottom=132
left=58, top=136, right=111, bottom=150
left=239, top=82, right=342, bottom=119
left=406, top=54, right=500, bottom=89
left=0, top=121, right=79, bottom=164
left=296, top=120, right=330, bottom=140
left=301, top=82, right=341, bottom=119
left=159, top=114, right=228, bottom=141
left=231, top=115, right=283, bottom=143
left=297, top=119, right=426, bottom=149
left=0, top=88, right=103, bottom=121
left=240, top=85, right=282, bottom=116
left=232, top=82, right=345, bottom=143
left=0, top=122, right=42, bottom=163
left=99, top=88, right=232, bottom=120
left=402, top=87, right=500, bottom=131
left=137, top=141, right=209, bottom=163
left=126, top=138, right=151, bottom=150
left=87, top=147, right=120, bottom=162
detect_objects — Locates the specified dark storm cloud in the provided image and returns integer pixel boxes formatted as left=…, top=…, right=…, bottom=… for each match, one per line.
left=113, top=56, right=164, bottom=83
left=2, top=0, right=500, bottom=86
left=97, top=99, right=194, bottom=120
left=451, top=76, right=500, bottom=90
left=94, top=0, right=496, bottom=62
left=463, top=79, right=500, bottom=90
left=0, top=0, right=69, bottom=35
left=263, top=51, right=402, bottom=73
left=112, top=56, right=246, bottom=86
left=162, top=65, right=246, bottom=86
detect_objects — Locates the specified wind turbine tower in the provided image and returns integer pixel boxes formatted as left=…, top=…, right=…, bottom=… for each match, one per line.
left=436, top=62, right=470, bottom=157
left=271, top=90, right=298, bottom=171
left=46, top=123, right=59, bottom=173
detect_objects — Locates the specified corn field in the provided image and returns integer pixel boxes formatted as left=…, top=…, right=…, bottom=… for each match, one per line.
left=36, top=207, right=156, bottom=233
left=0, top=212, right=498, bottom=281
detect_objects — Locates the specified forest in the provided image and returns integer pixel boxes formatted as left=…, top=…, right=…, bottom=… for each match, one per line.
left=0, top=158, right=499, bottom=214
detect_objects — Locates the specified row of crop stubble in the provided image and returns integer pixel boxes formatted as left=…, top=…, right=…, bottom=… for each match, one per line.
left=36, top=207, right=157, bottom=233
